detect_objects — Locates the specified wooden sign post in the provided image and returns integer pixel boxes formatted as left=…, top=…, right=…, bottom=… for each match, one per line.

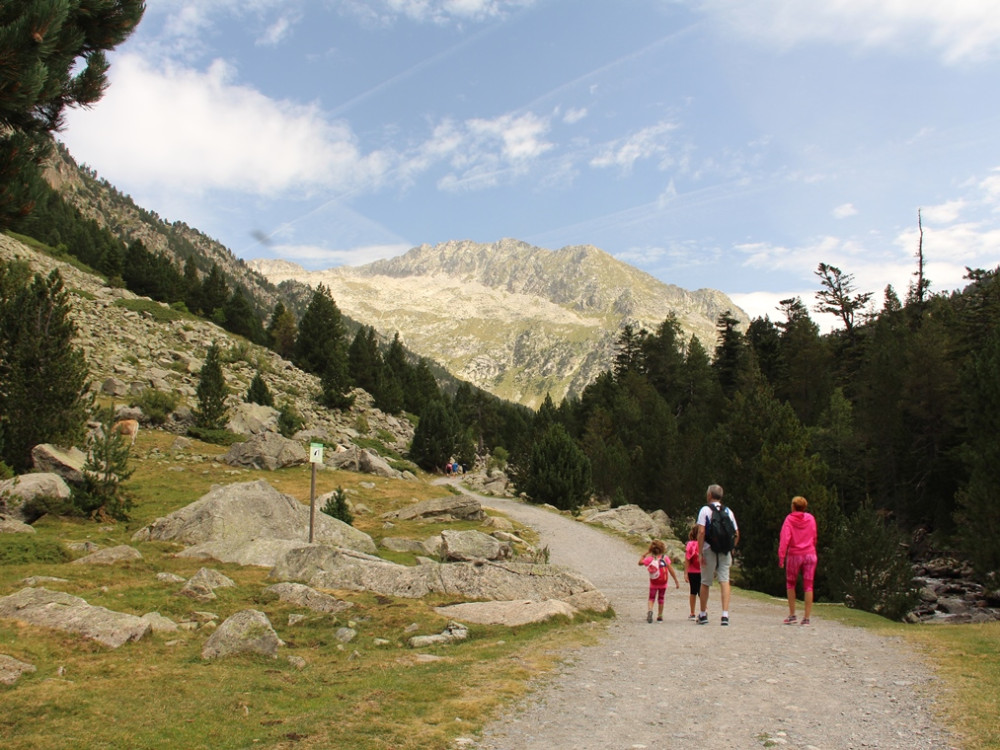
left=308, top=442, right=324, bottom=543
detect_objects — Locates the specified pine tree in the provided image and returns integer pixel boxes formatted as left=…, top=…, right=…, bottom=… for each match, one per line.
left=0, top=261, right=91, bottom=472
left=78, top=408, right=134, bottom=521
left=193, top=343, right=229, bottom=429
left=266, top=301, right=297, bottom=359
left=182, top=256, right=202, bottom=314
left=0, top=1, right=145, bottom=227
left=222, top=288, right=264, bottom=343
left=200, top=264, right=229, bottom=321
left=514, top=422, right=592, bottom=512
left=245, top=372, right=274, bottom=407
left=294, top=284, right=346, bottom=375
left=954, top=325, right=1000, bottom=575
left=410, top=400, right=459, bottom=472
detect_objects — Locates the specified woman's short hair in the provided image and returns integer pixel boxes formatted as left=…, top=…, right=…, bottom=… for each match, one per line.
left=792, top=496, right=808, bottom=512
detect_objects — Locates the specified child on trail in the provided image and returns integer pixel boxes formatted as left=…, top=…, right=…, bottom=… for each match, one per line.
left=684, top=524, right=702, bottom=621
left=639, top=539, right=680, bottom=622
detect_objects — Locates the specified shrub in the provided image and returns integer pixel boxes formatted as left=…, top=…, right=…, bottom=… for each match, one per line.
left=321, top=486, right=353, bottom=526
left=827, top=503, right=920, bottom=621
left=187, top=426, right=243, bottom=446
left=245, top=372, right=274, bottom=407
left=131, top=389, right=178, bottom=425
left=21, top=493, right=76, bottom=522
left=277, top=402, right=304, bottom=438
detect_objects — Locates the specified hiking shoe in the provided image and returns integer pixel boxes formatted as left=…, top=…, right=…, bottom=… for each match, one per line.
left=721, top=616, right=729, bottom=626
left=696, top=613, right=708, bottom=625
left=783, top=615, right=798, bottom=625
left=647, top=610, right=653, bottom=623
left=688, top=614, right=696, bottom=621
left=800, top=618, right=810, bottom=626
left=656, top=616, right=663, bottom=622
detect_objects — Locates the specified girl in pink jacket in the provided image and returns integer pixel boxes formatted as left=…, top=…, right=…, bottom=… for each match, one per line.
left=778, top=496, right=818, bottom=625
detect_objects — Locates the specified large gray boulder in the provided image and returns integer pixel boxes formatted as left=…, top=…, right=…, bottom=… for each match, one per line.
left=131, top=479, right=377, bottom=555
left=263, top=582, right=354, bottom=614
left=582, top=504, right=676, bottom=542
left=440, top=529, right=511, bottom=561
left=226, top=403, right=279, bottom=436
left=270, top=545, right=609, bottom=611
left=0, top=472, right=72, bottom=521
left=382, top=494, right=485, bottom=523
left=71, top=545, right=143, bottom=565
left=327, top=447, right=407, bottom=480
left=30, top=445, right=87, bottom=484
left=221, top=432, right=307, bottom=471
left=0, top=515, right=36, bottom=534
left=177, top=538, right=312, bottom=568
left=201, top=609, right=283, bottom=660
left=0, top=588, right=150, bottom=648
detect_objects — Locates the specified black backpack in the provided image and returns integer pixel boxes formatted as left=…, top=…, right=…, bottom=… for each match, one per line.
left=706, top=504, right=736, bottom=553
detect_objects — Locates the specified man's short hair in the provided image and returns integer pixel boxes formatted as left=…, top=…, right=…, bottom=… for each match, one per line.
left=707, top=484, right=724, bottom=501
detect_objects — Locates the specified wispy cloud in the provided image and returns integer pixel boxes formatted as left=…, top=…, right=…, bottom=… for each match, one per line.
left=698, top=0, right=1000, bottom=64
left=833, top=203, right=857, bottom=219
left=266, top=241, right=409, bottom=268
left=337, top=0, right=536, bottom=26
left=590, top=121, right=681, bottom=172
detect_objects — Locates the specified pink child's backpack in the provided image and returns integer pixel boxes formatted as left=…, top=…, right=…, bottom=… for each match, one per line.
left=647, top=555, right=666, bottom=580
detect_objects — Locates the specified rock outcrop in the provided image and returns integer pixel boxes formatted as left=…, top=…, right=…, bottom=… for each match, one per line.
left=201, top=609, right=283, bottom=659
left=269, top=545, right=609, bottom=612
left=131, top=479, right=377, bottom=555
left=0, top=587, right=150, bottom=648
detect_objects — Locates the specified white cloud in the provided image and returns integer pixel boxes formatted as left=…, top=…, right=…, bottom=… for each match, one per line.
left=921, top=200, right=966, bottom=224
left=699, top=0, right=1000, bottom=63
left=62, top=54, right=392, bottom=196
left=263, top=241, right=409, bottom=269
left=590, top=121, right=681, bottom=172
left=833, top=203, right=857, bottom=219
left=562, top=107, right=587, bottom=124
left=257, top=14, right=296, bottom=46
left=423, top=112, right=553, bottom=191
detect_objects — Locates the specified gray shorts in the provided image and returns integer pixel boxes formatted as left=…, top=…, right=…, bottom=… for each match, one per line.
left=702, top=548, right=732, bottom=584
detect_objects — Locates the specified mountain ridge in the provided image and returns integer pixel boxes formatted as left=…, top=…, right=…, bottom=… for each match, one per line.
left=250, top=240, right=747, bottom=408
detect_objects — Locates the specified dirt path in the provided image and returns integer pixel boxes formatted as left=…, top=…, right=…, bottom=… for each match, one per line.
left=451, top=485, right=958, bottom=750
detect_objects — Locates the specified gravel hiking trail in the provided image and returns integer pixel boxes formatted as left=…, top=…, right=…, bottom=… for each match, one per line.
left=448, top=483, right=958, bottom=750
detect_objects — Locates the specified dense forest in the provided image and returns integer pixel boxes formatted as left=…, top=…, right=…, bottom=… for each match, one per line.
left=504, top=257, right=1000, bottom=617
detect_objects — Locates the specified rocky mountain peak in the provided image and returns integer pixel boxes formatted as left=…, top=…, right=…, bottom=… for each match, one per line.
left=250, top=239, right=747, bottom=408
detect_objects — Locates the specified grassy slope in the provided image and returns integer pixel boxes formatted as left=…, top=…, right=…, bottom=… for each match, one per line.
left=0, top=429, right=605, bottom=750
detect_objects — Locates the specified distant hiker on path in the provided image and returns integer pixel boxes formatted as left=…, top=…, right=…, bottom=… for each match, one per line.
left=639, top=539, right=679, bottom=622
left=778, top=495, right=818, bottom=626
left=696, top=484, right=739, bottom=626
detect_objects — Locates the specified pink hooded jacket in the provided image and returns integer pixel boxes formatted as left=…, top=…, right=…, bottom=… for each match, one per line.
left=778, top=511, right=817, bottom=562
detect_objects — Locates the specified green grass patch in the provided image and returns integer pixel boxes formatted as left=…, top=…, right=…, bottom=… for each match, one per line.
left=113, top=297, right=194, bottom=323
left=0, top=536, right=72, bottom=566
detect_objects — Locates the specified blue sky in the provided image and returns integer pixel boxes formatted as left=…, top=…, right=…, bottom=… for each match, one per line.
left=60, top=0, right=1000, bottom=329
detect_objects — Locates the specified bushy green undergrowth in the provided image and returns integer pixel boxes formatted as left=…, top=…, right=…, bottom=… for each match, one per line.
left=114, top=297, right=190, bottom=323
left=0, top=536, right=72, bottom=565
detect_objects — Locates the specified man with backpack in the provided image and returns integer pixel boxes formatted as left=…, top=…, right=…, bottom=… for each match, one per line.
left=696, top=484, right=739, bottom=626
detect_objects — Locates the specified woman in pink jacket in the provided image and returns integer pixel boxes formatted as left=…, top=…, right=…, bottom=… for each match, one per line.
left=778, top=496, right=818, bottom=625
